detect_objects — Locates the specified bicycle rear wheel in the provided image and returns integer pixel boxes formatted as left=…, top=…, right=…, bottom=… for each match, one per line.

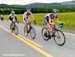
left=54, top=29, right=66, bottom=46
left=14, top=25, right=18, bottom=35
left=41, top=27, right=50, bottom=41
left=30, top=26, right=36, bottom=39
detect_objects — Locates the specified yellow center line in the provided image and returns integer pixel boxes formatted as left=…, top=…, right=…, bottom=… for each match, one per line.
left=0, top=24, right=53, bottom=57
left=18, top=34, right=43, bottom=48
left=0, top=24, right=42, bottom=48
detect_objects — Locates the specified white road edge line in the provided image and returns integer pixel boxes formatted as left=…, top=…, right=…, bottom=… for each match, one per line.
left=64, top=32, right=75, bottom=36
left=35, top=26, right=75, bottom=36
left=1, top=54, right=25, bottom=56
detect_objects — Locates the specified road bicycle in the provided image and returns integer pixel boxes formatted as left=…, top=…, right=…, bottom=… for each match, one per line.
left=24, top=22, right=36, bottom=39
left=10, top=19, right=19, bottom=35
left=41, top=23, right=66, bottom=46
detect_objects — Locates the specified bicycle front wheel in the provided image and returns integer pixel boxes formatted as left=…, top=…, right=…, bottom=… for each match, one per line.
left=30, top=27, right=36, bottom=39
left=54, top=29, right=66, bottom=46
left=14, top=25, right=18, bottom=35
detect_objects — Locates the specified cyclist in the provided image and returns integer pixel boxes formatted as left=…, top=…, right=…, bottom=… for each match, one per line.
left=0, top=14, right=4, bottom=21
left=23, top=9, right=35, bottom=36
left=9, top=10, right=17, bottom=29
left=44, top=9, right=63, bottom=38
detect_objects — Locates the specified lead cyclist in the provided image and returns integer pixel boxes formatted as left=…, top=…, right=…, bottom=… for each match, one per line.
left=44, top=9, right=64, bottom=38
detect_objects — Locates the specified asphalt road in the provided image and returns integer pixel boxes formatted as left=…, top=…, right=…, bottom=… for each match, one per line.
left=0, top=20, right=75, bottom=57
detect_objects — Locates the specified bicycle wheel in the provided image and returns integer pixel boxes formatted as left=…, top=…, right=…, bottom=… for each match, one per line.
left=10, top=23, right=15, bottom=32
left=14, top=25, right=18, bottom=35
left=24, top=26, right=26, bottom=34
left=54, top=29, right=66, bottom=46
left=30, top=26, right=36, bottom=39
left=41, top=27, right=50, bottom=41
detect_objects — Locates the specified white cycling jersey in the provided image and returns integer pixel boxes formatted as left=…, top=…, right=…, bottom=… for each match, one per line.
left=9, top=13, right=16, bottom=19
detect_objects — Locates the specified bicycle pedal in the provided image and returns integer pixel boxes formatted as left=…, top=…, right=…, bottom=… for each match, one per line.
left=52, top=34, right=56, bottom=37
left=44, top=38, right=49, bottom=41
left=27, top=30, right=30, bottom=33
left=24, top=33, right=28, bottom=36
left=12, top=28, right=15, bottom=30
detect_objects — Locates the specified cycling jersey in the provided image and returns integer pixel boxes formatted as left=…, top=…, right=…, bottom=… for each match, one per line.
left=45, top=13, right=57, bottom=24
left=23, top=12, right=31, bottom=23
left=9, top=14, right=16, bottom=21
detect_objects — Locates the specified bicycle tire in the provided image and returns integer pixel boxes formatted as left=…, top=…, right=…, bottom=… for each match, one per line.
left=14, top=25, right=18, bottom=35
left=24, top=26, right=26, bottom=34
left=54, top=29, right=66, bottom=46
left=30, top=27, right=36, bottom=39
left=10, top=23, right=15, bottom=32
left=41, top=27, right=50, bottom=41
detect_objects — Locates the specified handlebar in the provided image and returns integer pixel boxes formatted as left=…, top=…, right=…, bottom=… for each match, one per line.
left=59, top=22, right=64, bottom=28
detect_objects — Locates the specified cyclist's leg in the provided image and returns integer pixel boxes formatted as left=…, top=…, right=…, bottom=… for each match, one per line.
left=44, top=23, right=51, bottom=38
left=44, top=18, right=51, bottom=37
left=24, top=18, right=30, bottom=35
left=46, top=23, right=51, bottom=33
left=9, top=20, right=13, bottom=29
left=51, top=23, right=56, bottom=37
left=44, top=17, right=51, bottom=33
left=26, top=19, right=30, bottom=33
left=24, top=19, right=28, bottom=33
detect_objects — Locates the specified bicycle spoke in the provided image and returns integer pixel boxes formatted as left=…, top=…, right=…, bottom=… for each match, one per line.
left=30, top=27, right=36, bottom=39
left=54, top=30, right=66, bottom=46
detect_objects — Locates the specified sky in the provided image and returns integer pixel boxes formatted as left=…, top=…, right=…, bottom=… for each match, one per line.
left=0, top=0, right=73, bottom=5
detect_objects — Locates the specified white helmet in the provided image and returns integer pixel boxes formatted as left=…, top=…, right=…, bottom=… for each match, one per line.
left=53, top=9, right=58, bottom=13
left=11, top=10, right=15, bottom=14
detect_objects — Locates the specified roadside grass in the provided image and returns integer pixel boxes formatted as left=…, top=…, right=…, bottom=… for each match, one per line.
left=3, top=13, right=75, bottom=29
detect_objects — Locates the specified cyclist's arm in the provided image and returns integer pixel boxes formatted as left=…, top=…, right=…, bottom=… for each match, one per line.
left=56, top=18, right=60, bottom=23
left=23, top=13, right=26, bottom=23
left=9, top=16, right=12, bottom=20
left=15, top=16, right=18, bottom=22
left=56, top=17, right=63, bottom=24
left=48, top=16, right=54, bottom=25
left=30, top=12, right=35, bottom=21
left=30, top=12, right=36, bottom=24
left=55, top=14, right=61, bottom=24
left=9, top=14, right=12, bottom=20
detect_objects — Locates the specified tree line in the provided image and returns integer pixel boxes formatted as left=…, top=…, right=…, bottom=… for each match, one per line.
left=0, top=7, right=75, bottom=14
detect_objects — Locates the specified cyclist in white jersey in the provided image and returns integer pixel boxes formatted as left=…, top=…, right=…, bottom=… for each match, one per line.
left=9, top=10, right=17, bottom=29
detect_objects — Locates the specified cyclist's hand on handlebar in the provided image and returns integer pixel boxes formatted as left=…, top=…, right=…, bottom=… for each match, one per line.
left=16, top=21, right=19, bottom=24
left=33, top=19, right=36, bottom=25
left=59, top=22, right=64, bottom=28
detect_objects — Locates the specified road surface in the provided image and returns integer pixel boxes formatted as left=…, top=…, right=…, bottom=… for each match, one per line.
left=0, top=20, right=75, bottom=57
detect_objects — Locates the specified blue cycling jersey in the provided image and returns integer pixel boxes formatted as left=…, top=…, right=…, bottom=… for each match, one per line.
left=45, top=13, right=57, bottom=24
left=23, top=11, right=31, bottom=22
left=23, top=12, right=31, bottom=19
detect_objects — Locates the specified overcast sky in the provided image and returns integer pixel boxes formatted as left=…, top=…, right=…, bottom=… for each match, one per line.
left=0, top=0, right=73, bottom=5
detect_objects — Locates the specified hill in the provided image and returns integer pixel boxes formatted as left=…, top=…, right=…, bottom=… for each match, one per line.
left=0, top=1, right=75, bottom=14
left=0, top=1, right=75, bottom=8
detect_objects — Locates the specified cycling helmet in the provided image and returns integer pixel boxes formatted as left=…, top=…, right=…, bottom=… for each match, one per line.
left=11, top=10, right=15, bottom=14
left=26, top=8, right=31, bottom=11
left=52, top=9, right=58, bottom=13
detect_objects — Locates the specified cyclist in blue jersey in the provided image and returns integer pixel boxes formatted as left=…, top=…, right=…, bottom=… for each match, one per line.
left=44, top=9, right=62, bottom=37
left=23, top=9, right=35, bottom=35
